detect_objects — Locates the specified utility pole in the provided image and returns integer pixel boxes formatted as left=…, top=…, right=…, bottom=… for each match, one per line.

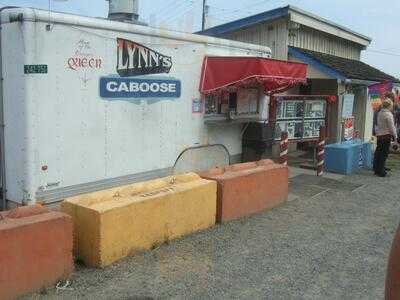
left=201, top=0, right=207, bottom=31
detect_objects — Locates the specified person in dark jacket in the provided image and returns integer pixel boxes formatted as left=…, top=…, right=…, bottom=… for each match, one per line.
left=373, top=99, right=398, bottom=177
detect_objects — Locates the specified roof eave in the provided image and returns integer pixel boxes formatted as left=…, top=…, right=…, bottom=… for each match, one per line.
left=287, top=6, right=371, bottom=47
left=197, top=5, right=372, bottom=47
left=287, top=5, right=372, bottom=42
left=196, top=6, right=289, bottom=36
left=289, top=47, right=400, bottom=84
left=288, top=47, right=347, bottom=81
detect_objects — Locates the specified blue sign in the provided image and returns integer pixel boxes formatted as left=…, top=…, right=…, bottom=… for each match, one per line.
left=192, top=98, right=203, bottom=113
left=100, top=77, right=181, bottom=99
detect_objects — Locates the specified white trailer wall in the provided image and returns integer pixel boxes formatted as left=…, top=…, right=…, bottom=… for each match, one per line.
left=0, top=8, right=271, bottom=204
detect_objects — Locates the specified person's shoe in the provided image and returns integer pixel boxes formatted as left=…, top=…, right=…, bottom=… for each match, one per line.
left=376, top=173, right=387, bottom=177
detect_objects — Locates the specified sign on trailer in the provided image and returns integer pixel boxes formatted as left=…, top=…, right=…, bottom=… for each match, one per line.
left=100, top=77, right=181, bottom=98
left=24, top=65, right=48, bottom=74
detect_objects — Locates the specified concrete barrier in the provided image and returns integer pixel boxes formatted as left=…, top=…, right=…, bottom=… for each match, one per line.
left=61, top=173, right=217, bottom=268
left=199, top=159, right=288, bottom=222
left=0, top=205, right=73, bottom=300
left=386, top=223, right=400, bottom=300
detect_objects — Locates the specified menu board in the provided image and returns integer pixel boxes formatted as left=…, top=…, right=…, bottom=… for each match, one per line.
left=276, top=121, right=303, bottom=139
left=304, top=101, right=326, bottom=119
left=303, top=120, right=325, bottom=138
left=275, top=99, right=326, bottom=140
left=277, top=101, right=303, bottom=119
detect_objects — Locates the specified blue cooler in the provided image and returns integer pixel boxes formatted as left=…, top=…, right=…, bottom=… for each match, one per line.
left=360, top=142, right=373, bottom=169
left=325, top=142, right=363, bottom=174
left=352, top=139, right=373, bottom=169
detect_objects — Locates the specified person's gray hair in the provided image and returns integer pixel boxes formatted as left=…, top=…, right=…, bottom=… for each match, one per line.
left=382, top=99, right=393, bottom=109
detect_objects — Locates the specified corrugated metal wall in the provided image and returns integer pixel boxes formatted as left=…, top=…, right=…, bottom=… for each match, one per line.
left=288, top=26, right=362, bottom=60
left=221, top=18, right=362, bottom=61
left=224, top=18, right=288, bottom=60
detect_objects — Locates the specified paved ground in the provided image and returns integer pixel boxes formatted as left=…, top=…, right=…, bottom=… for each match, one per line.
left=29, top=167, right=400, bottom=300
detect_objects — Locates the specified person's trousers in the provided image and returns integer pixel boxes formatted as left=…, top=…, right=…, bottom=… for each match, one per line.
left=373, top=134, right=392, bottom=175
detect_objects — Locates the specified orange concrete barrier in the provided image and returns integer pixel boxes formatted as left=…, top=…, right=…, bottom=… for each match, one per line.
left=0, top=205, right=73, bottom=300
left=199, top=159, right=288, bottom=222
left=386, top=223, right=400, bottom=300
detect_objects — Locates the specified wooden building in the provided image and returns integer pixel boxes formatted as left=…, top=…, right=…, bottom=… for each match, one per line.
left=199, top=5, right=399, bottom=143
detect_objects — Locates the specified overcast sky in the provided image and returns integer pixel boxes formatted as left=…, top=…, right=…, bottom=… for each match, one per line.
left=2, top=0, right=400, bottom=79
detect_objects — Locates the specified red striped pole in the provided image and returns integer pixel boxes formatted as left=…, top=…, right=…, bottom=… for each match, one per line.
left=317, top=126, right=326, bottom=176
left=280, top=131, right=289, bottom=166
left=354, top=130, right=360, bottom=140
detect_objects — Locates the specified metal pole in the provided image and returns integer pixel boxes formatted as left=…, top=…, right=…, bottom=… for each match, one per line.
left=280, top=132, right=289, bottom=166
left=316, top=126, right=326, bottom=176
left=0, top=18, right=6, bottom=210
left=201, top=0, right=207, bottom=31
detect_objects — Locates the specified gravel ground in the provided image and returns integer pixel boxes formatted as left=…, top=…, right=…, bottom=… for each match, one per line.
left=28, top=169, right=400, bottom=300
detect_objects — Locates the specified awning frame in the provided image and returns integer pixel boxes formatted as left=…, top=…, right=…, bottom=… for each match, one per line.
left=199, top=56, right=308, bottom=96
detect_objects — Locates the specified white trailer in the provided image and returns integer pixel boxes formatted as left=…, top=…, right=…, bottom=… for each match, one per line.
left=0, top=7, right=272, bottom=207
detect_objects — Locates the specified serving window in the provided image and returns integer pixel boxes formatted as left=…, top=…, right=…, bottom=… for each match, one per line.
left=204, top=88, right=261, bottom=122
left=236, top=88, right=259, bottom=115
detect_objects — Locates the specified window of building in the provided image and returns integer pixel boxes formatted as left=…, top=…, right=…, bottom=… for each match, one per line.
left=204, top=88, right=262, bottom=123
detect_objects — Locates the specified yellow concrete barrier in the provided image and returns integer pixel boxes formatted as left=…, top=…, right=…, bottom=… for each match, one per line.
left=61, top=173, right=217, bottom=267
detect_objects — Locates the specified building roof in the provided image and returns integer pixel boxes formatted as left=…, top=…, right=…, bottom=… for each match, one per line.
left=198, top=5, right=371, bottom=47
left=288, top=47, right=399, bottom=83
left=198, top=6, right=289, bottom=36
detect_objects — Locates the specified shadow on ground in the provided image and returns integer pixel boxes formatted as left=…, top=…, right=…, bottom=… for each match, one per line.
left=28, top=167, right=400, bottom=300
